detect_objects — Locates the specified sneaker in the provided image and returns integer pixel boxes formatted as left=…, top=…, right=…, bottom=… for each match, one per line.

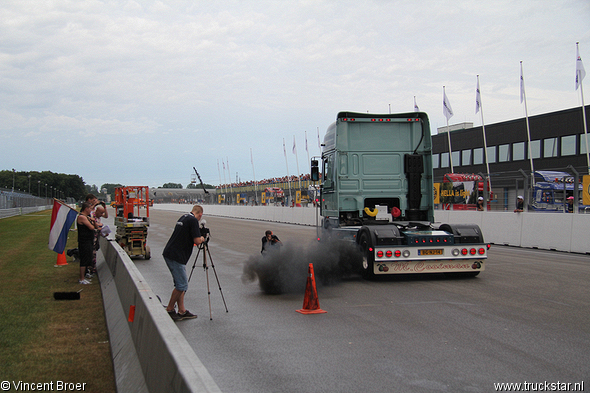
left=78, top=279, right=92, bottom=285
left=178, top=310, right=197, bottom=320
left=168, top=310, right=182, bottom=322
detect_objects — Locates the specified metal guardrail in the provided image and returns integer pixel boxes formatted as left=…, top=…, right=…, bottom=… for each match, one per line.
left=0, top=205, right=52, bottom=219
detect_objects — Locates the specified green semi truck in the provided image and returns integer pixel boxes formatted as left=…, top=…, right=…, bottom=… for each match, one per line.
left=314, top=111, right=488, bottom=278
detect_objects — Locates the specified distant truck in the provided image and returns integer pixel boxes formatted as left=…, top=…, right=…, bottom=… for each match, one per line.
left=531, top=170, right=590, bottom=213
left=263, top=187, right=285, bottom=205
left=314, top=111, right=488, bottom=278
left=439, top=173, right=493, bottom=210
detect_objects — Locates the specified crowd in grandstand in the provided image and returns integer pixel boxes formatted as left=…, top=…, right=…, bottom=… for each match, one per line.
left=216, top=173, right=320, bottom=190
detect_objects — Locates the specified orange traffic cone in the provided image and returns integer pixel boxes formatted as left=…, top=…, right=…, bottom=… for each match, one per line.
left=296, top=263, right=327, bottom=314
left=54, top=252, right=68, bottom=267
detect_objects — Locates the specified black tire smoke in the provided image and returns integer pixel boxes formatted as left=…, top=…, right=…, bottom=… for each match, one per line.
left=241, top=238, right=362, bottom=294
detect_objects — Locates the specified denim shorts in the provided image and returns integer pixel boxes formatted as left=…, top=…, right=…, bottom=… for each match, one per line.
left=164, top=257, right=188, bottom=292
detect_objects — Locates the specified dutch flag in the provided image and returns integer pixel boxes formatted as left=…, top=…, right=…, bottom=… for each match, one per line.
left=48, top=200, right=78, bottom=254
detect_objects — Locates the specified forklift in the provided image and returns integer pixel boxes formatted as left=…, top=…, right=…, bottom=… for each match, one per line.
left=114, top=186, right=151, bottom=259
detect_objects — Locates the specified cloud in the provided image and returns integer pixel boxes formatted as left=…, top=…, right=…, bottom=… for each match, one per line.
left=0, top=0, right=589, bottom=187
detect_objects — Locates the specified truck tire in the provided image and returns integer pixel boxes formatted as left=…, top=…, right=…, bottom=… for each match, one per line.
left=358, top=232, right=375, bottom=280
left=144, top=245, right=151, bottom=260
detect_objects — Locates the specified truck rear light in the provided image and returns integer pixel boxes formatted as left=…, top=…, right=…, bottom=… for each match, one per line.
left=470, top=248, right=476, bottom=255
left=478, top=248, right=486, bottom=255
left=402, top=250, right=410, bottom=258
left=377, top=251, right=384, bottom=258
left=461, top=248, right=468, bottom=255
left=394, top=250, right=401, bottom=257
left=386, top=250, right=392, bottom=257
left=452, top=248, right=460, bottom=256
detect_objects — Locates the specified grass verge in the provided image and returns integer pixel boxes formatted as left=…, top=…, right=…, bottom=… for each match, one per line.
left=0, top=210, right=115, bottom=392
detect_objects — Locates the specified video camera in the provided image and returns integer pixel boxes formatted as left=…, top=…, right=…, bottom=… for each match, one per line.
left=199, top=219, right=211, bottom=243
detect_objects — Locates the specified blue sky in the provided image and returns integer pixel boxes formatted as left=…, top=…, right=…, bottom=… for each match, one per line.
left=1, top=0, right=589, bottom=188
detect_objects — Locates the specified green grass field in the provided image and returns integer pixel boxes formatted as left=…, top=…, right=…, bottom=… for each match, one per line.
left=0, top=210, right=115, bottom=392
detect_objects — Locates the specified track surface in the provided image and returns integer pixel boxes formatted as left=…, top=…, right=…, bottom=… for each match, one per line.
left=107, top=208, right=590, bottom=392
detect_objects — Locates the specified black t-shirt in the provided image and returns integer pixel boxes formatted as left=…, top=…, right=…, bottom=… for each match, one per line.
left=162, top=213, right=201, bottom=264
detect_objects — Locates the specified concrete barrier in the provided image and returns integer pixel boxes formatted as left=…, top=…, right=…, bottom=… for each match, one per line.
left=98, top=236, right=222, bottom=393
left=153, top=204, right=590, bottom=254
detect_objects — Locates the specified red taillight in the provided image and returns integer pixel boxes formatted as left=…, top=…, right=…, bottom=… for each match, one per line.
left=394, top=250, right=401, bottom=257
left=461, top=248, right=468, bottom=255
left=386, top=250, right=392, bottom=258
left=377, top=251, right=384, bottom=258
left=470, top=248, right=476, bottom=255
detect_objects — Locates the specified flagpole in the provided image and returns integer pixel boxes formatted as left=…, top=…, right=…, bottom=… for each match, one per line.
left=283, top=138, right=292, bottom=203
left=226, top=157, right=233, bottom=203
left=305, top=131, right=310, bottom=174
left=476, top=75, right=492, bottom=194
left=221, top=159, right=227, bottom=201
left=576, top=42, right=589, bottom=174
left=443, top=86, right=454, bottom=172
left=317, top=127, right=321, bottom=151
left=217, top=160, right=223, bottom=203
left=520, top=61, right=535, bottom=186
left=250, top=148, right=257, bottom=204
left=293, top=135, right=301, bottom=191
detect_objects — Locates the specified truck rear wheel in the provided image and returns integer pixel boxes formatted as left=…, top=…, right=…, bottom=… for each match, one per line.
left=358, top=232, right=375, bottom=280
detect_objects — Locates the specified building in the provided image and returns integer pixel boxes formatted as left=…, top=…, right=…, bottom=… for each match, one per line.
left=432, top=105, right=589, bottom=210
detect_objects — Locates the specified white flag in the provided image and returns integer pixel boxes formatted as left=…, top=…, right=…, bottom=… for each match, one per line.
left=443, top=88, right=453, bottom=121
left=414, top=96, right=419, bottom=112
left=576, top=43, right=586, bottom=91
left=317, top=127, right=321, bottom=149
left=475, top=77, right=482, bottom=114
left=520, top=62, right=525, bottom=104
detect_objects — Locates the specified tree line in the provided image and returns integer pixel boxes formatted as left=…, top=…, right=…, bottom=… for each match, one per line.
left=0, top=170, right=87, bottom=200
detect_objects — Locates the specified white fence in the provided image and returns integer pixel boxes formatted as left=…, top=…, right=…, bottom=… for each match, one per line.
left=153, top=204, right=590, bottom=254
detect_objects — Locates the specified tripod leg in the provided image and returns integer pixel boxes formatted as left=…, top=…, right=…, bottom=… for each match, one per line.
left=188, top=246, right=202, bottom=283
left=203, top=247, right=213, bottom=320
left=206, top=246, right=229, bottom=313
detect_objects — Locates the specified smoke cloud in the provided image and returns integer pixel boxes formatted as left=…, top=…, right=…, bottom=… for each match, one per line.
left=241, top=238, right=363, bottom=294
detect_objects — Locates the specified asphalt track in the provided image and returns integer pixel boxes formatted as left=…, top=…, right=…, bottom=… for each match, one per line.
left=106, top=208, right=589, bottom=392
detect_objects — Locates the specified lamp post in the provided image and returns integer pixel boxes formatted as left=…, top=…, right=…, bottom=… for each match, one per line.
left=45, top=184, right=47, bottom=199
left=28, top=174, right=31, bottom=194
left=12, top=169, right=15, bottom=193
left=38, top=181, right=40, bottom=197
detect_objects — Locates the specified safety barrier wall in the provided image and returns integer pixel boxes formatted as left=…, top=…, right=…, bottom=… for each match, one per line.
left=0, top=205, right=51, bottom=219
left=98, top=236, right=222, bottom=393
left=153, top=204, right=590, bottom=254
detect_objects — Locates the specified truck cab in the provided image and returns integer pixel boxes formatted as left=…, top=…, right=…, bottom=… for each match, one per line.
left=316, top=111, right=487, bottom=278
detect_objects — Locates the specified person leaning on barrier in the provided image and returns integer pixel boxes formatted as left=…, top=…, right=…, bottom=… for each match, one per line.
left=77, top=201, right=100, bottom=284
left=261, top=230, right=282, bottom=254
left=514, top=196, right=524, bottom=213
left=477, top=196, right=484, bottom=211
left=162, top=205, right=205, bottom=322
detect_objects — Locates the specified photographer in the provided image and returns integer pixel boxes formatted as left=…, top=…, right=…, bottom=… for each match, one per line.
left=162, top=205, right=205, bottom=321
left=261, top=230, right=282, bottom=254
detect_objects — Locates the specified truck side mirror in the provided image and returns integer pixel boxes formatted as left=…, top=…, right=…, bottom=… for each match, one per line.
left=311, top=159, right=319, bottom=181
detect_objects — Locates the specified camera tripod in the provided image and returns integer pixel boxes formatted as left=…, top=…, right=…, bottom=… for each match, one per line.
left=188, top=240, right=229, bottom=320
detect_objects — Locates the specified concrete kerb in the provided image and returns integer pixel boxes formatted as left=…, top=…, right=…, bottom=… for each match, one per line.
left=98, top=236, right=222, bottom=393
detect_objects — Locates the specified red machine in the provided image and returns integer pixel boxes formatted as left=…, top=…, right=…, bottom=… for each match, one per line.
left=114, top=186, right=151, bottom=259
